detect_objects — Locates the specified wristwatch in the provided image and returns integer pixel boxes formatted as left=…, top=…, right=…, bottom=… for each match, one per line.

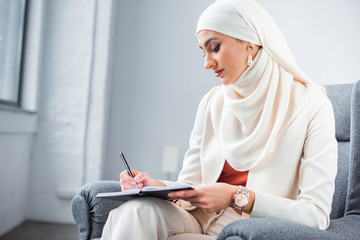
left=233, top=185, right=249, bottom=211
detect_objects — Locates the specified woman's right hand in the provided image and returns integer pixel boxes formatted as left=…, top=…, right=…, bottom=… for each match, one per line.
left=119, top=170, right=165, bottom=191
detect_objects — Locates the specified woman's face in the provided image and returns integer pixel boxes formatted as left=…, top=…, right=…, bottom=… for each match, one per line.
left=197, top=30, right=252, bottom=85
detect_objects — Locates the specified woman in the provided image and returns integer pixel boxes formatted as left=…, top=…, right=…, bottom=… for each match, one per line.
left=101, top=0, right=337, bottom=239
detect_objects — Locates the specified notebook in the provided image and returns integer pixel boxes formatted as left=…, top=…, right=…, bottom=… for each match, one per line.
left=96, top=185, right=193, bottom=201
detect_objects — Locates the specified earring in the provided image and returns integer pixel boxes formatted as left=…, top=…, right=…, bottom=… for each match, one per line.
left=247, top=55, right=253, bottom=66
left=247, top=45, right=254, bottom=66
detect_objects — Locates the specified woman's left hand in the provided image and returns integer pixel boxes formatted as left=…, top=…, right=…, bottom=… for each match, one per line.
left=168, top=183, right=238, bottom=213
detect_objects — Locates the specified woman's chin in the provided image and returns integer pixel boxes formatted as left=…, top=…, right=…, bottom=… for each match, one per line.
left=221, top=78, right=235, bottom=85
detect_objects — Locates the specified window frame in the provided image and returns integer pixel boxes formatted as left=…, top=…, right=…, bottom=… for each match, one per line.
left=0, top=0, right=28, bottom=107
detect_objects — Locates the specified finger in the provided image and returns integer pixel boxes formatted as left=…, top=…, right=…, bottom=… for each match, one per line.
left=120, top=170, right=139, bottom=184
left=121, top=181, right=142, bottom=190
left=188, top=200, right=215, bottom=213
left=133, top=172, right=145, bottom=181
left=120, top=177, right=134, bottom=185
left=120, top=178, right=137, bottom=189
left=189, top=202, right=205, bottom=209
left=120, top=174, right=136, bottom=185
left=133, top=172, right=151, bottom=183
left=120, top=182, right=136, bottom=191
left=120, top=170, right=131, bottom=179
left=120, top=169, right=140, bottom=177
left=178, top=196, right=204, bottom=204
left=121, top=184, right=135, bottom=191
left=169, top=190, right=197, bottom=199
left=131, top=169, right=139, bottom=177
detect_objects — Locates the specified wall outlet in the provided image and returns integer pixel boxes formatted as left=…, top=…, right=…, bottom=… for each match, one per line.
left=161, top=146, right=179, bottom=173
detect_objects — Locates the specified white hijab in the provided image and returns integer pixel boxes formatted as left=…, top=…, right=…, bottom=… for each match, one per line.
left=196, top=0, right=323, bottom=171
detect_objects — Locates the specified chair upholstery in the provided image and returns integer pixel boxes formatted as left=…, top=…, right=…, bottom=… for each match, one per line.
left=71, top=80, right=360, bottom=240
left=71, top=181, right=122, bottom=240
left=326, top=83, right=352, bottom=219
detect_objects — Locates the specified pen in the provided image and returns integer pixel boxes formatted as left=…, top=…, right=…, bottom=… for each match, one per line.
left=119, top=152, right=138, bottom=189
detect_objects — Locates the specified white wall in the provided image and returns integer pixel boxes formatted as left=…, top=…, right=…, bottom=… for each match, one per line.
left=26, top=0, right=93, bottom=223
left=257, top=0, right=360, bottom=85
left=0, top=0, right=115, bottom=232
left=26, top=0, right=114, bottom=223
left=104, top=0, right=216, bottom=181
left=0, top=0, right=43, bottom=235
left=104, top=0, right=360, bottom=181
left=0, top=110, right=36, bottom=236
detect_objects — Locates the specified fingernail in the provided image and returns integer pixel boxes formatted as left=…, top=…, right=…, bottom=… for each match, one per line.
left=131, top=180, right=136, bottom=184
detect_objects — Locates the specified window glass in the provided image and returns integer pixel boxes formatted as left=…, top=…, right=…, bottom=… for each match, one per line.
left=0, top=0, right=26, bottom=104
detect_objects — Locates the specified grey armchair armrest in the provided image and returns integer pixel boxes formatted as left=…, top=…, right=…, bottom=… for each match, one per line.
left=218, top=215, right=360, bottom=240
left=71, top=80, right=360, bottom=240
left=72, top=181, right=122, bottom=240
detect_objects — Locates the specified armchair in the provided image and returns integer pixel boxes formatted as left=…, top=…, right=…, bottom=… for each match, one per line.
left=72, top=80, right=360, bottom=240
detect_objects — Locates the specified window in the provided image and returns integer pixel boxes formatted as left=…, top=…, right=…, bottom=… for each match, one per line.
left=0, top=0, right=27, bottom=105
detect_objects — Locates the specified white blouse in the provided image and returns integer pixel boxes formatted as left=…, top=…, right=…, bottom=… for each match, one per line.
left=165, top=82, right=337, bottom=230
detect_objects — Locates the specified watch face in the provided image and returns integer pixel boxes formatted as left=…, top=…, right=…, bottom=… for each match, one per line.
left=235, top=193, right=249, bottom=207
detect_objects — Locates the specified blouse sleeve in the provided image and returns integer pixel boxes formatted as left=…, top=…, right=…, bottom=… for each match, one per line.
left=251, top=92, right=338, bottom=230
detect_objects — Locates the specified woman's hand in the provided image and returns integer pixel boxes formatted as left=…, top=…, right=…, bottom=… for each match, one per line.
left=168, top=183, right=239, bottom=213
left=119, top=169, right=165, bottom=191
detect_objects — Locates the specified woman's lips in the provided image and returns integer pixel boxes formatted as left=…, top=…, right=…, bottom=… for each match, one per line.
left=215, top=69, right=224, bottom=77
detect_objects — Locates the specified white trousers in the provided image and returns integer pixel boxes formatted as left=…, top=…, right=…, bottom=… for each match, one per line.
left=101, top=197, right=242, bottom=240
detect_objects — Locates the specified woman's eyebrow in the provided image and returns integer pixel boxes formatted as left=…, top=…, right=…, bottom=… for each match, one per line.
left=199, top=37, right=218, bottom=49
left=205, top=37, right=218, bottom=47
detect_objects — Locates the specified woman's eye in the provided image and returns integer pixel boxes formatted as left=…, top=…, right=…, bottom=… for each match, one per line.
left=201, top=44, right=220, bottom=57
left=212, top=43, right=220, bottom=52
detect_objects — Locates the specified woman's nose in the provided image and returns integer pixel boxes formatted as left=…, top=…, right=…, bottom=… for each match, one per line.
left=204, top=55, right=216, bottom=70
